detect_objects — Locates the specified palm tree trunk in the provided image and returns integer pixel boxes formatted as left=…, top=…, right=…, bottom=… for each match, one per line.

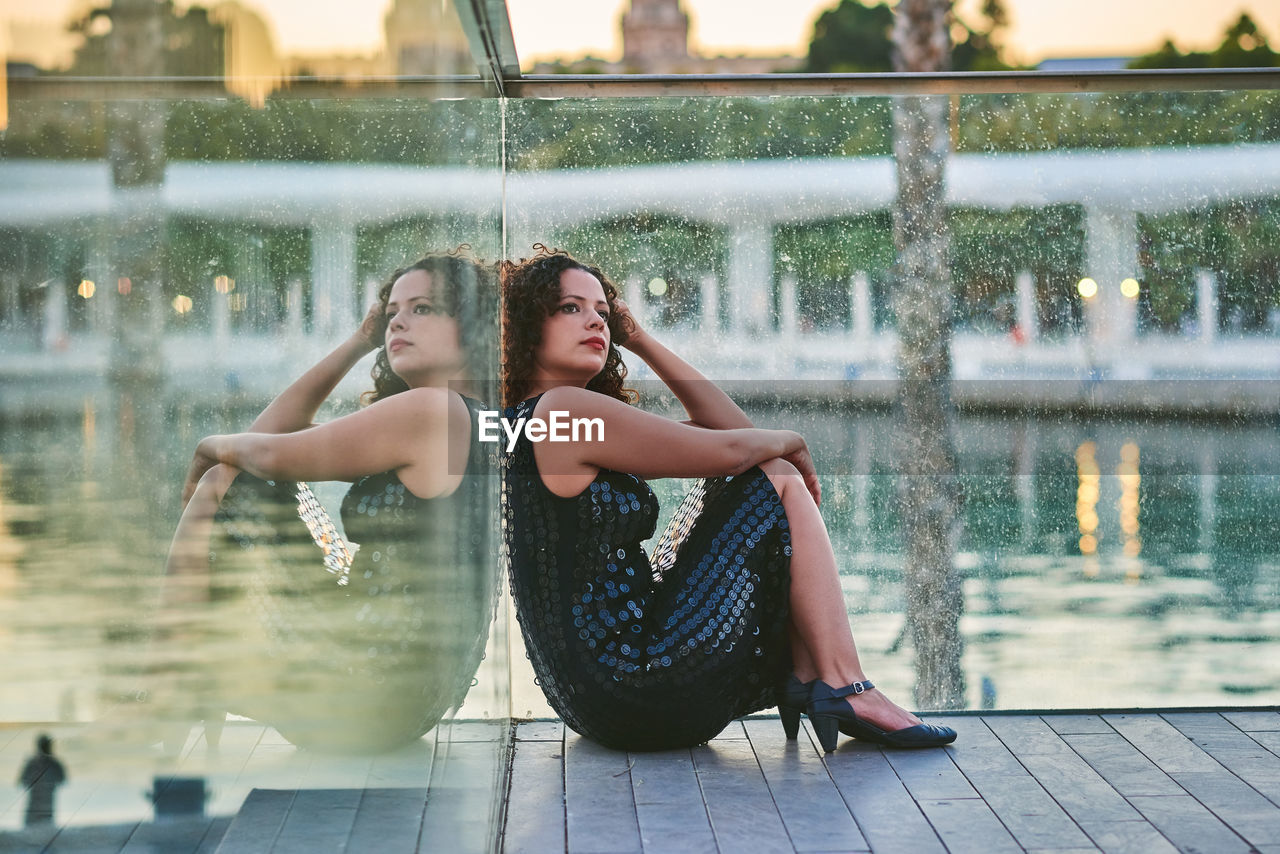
left=891, top=0, right=965, bottom=710
left=107, top=0, right=168, bottom=388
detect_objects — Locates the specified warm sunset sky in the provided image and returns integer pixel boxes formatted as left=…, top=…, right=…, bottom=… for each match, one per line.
left=6, top=0, right=1280, bottom=68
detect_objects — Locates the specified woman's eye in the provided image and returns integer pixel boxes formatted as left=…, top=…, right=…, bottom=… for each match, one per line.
left=560, top=303, right=578, bottom=313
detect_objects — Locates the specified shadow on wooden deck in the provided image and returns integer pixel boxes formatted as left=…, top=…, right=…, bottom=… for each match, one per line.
left=503, top=711, right=1280, bottom=854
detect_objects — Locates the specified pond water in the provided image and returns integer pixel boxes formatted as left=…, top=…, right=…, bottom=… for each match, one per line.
left=5, top=389, right=1274, bottom=731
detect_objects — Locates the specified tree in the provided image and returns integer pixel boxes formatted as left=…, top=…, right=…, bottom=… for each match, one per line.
left=806, top=0, right=1010, bottom=73
left=1129, top=12, right=1279, bottom=68
left=891, top=0, right=966, bottom=710
left=806, top=0, right=895, bottom=72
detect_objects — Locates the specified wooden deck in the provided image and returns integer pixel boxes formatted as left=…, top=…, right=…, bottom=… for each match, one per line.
left=502, top=711, right=1280, bottom=854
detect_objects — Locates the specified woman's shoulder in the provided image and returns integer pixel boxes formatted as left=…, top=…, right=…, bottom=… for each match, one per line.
left=530, top=386, right=629, bottom=421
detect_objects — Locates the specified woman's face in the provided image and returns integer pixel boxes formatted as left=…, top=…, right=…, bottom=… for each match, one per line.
left=530, top=267, right=611, bottom=389
left=384, top=269, right=464, bottom=387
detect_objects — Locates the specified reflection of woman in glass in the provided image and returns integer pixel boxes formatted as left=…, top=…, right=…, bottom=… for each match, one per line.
left=501, top=248, right=955, bottom=752
left=165, top=252, right=496, bottom=753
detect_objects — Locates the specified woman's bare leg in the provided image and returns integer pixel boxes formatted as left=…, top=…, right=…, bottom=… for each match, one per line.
left=760, top=458, right=923, bottom=732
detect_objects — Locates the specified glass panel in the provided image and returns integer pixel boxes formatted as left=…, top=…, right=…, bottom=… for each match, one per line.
left=1, top=3, right=506, bottom=847
left=504, top=91, right=1280, bottom=714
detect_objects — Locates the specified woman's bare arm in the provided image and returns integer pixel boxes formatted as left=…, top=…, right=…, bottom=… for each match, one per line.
left=246, top=301, right=385, bottom=435
left=530, top=387, right=819, bottom=503
left=615, top=298, right=753, bottom=431
left=183, top=387, right=467, bottom=504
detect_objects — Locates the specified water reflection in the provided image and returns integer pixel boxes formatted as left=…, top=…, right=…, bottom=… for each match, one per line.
left=628, top=403, right=1280, bottom=711
left=17, top=734, right=67, bottom=828
left=153, top=254, right=498, bottom=754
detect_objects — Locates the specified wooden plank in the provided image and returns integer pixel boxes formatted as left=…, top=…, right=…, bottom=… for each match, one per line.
left=987, top=717, right=1143, bottom=829
left=121, top=816, right=225, bottom=854
left=946, top=717, right=1093, bottom=851
left=693, top=738, right=795, bottom=854
left=1015, top=752, right=1143, bottom=827
left=272, top=788, right=362, bottom=854
left=420, top=741, right=502, bottom=854
left=366, top=739, right=434, bottom=788
left=821, top=741, right=946, bottom=854
left=984, top=715, right=1074, bottom=755
left=1102, top=714, right=1222, bottom=773
left=1061, top=733, right=1183, bottom=796
left=1254, top=730, right=1280, bottom=756
left=629, top=750, right=716, bottom=854
left=347, top=788, right=428, bottom=853
left=882, top=746, right=977, bottom=801
left=1167, top=771, right=1280, bottom=846
left=1127, top=794, right=1255, bottom=854
left=917, top=798, right=1022, bottom=854
left=446, top=721, right=506, bottom=743
left=563, top=734, right=642, bottom=854
left=1045, top=715, right=1114, bottom=736
left=1223, top=712, right=1280, bottom=732
left=711, top=720, right=748, bottom=741
left=216, top=789, right=295, bottom=853
left=1164, top=714, right=1280, bottom=806
left=1164, top=713, right=1262, bottom=750
left=1108, top=713, right=1280, bottom=844
left=197, top=816, right=234, bottom=853
left=515, top=721, right=565, bottom=742
left=743, top=718, right=867, bottom=853
left=504, top=741, right=566, bottom=854
left=1077, top=820, right=1179, bottom=854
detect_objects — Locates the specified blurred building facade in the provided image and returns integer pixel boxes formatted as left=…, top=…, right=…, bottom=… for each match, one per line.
left=532, top=0, right=803, bottom=74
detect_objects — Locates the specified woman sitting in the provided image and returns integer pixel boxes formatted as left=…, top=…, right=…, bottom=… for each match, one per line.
left=164, top=251, right=497, bottom=752
left=500, top=247, right=955, bottom=752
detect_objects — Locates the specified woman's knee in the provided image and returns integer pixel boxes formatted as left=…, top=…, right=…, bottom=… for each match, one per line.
left=193, top=463, right=239, bottom=506
left=759, top=458, right=802, bottom=497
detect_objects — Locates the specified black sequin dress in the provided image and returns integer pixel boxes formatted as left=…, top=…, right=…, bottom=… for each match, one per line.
left=204, top=395, right=496, bottom=752
left=503, top=394, right=793, bottom=750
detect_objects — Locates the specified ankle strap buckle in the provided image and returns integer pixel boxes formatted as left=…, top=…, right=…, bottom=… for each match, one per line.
left=833, top=679, right=874, bottom=698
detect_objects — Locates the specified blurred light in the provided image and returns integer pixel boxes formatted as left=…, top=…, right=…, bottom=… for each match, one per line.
left=1076, top=440, right=1101, bottom=554
left=117, top=277, right=132, bottom=295
left=647, top=277, right=668, bottom=297
left=214, top=275, right=235, bottom=294
left=1117, top=442, right=1140, bottom=557
left=77, top=279, right=96, bottom=299
left=1120, top=278, right=1141, bottom=299
left=229, top=294, right=248, bottom=312
left=172, top=295, right=193, bottom=315
left=1077, top=278, right=1098, bottom=299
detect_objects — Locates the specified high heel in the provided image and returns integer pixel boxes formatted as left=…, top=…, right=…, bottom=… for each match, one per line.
left=807, top=679, right=957, bottom=753
left=776, top=675, right=812, bottom=740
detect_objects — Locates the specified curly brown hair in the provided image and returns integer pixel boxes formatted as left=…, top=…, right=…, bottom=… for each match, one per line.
left=363, top=249, right=498, bottom=405
left=500, top=246, right=636, bottom=408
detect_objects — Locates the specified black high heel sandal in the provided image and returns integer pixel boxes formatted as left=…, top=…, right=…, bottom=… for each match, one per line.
left=777, top=675, right=812, bottom=740
left=807, top=679, right=957, bottom=753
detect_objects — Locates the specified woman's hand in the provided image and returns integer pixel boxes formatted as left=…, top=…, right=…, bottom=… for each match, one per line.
left=782, top=442, right=822, bottom=508
left=181, top=439, right=221, bottom=508
left=356, top=299, right=388, bottom=353
left=612, top=297, right=646, bottom=349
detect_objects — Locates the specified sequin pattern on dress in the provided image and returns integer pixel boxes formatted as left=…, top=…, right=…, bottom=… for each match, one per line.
left=502, top=394, right=792, bottom=751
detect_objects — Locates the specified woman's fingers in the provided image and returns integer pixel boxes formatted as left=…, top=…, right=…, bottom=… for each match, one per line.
left=613, top=297, right=641, bottom=345
left=358, top=300, right=387, bottom=349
